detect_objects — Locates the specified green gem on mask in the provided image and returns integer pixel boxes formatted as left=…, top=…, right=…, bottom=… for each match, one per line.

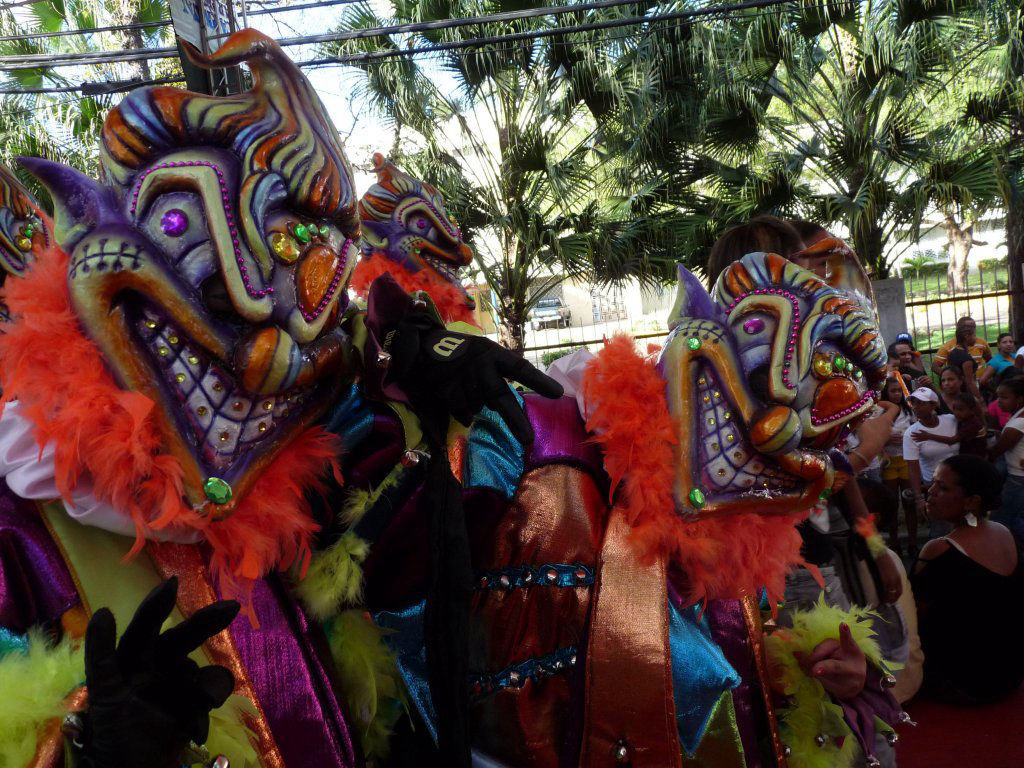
left=819, top=487, right=832, bottom=500
left=293, top=223, right=311, bottom=243
left=687, top=337, right=701, bottom=351
left=203, top=476, right=233, bottom=505
left=319, top=224, right=330, bottom=237
left=688, top=487, right=706, bottom=508
left=834, top=355, right=848, bottom=371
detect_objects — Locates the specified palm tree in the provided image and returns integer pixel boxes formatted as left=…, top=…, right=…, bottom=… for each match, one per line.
left=598, top=0, right=987, bottom=279
left=0, top=0, right=176, bottom=188
left=325, top=1, right=676, bottom=351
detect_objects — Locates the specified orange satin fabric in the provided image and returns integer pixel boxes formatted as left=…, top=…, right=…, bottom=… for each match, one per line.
left=468, top=464, right=606, bottom=768
left=580, top=507, right=682, bottom=768
left=147, top=541, right=286, bottom=768
left=741, top=594, right=787, bottom=768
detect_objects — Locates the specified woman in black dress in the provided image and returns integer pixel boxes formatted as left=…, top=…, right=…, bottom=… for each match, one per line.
left=912, top=455, right=1024, bottom=702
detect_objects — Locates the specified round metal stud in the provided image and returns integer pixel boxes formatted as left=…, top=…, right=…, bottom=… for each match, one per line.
left=210, top=756, right=230, bottom=768
left=523, top=570, right=534, bottom=584
left=782, top=745, right=792, bottom=758
left=814, top=734, right=827, bottom=747
left=866, top=757, right=881, bottom=768
left=886, top=732, right=899, bottom=746
left=614, top=740, right=629, bottom=763
left=881, top=673, right=897, bottom=689
left=898, top=711, right=917, bottom=726
left=545, top=568, right=558, bottom=584
left=61, top=713, right=84, bottom=748
left=401, top=450, right=421, bottom=467
left=573, top=567, right=587, bottom=583
left=570, top=654, right=577, bottom=666
left=412, top=298, right=428, bottom=309
left=377, top=349, right=392, bottom=367
left=507, top=670, right=522, bottom=686
left=499, top=574, right=511, bottom=589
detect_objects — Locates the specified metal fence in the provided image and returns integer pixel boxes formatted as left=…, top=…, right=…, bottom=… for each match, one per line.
left=504, top=261, right=1019, bottom=370
left=902, top=262, right=1015, bottom=359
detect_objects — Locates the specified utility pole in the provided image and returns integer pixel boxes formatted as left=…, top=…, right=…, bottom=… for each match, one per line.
left=169, top=0, right=244, bottom=95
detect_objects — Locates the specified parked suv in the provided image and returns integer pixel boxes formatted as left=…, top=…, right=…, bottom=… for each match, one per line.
left=529, top=297, right=572, bottom=330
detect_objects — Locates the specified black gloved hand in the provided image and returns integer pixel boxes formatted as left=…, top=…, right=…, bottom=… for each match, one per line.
left=388, top=319, right=564, bottom=445
left=80, top=577, right=239, bottom=768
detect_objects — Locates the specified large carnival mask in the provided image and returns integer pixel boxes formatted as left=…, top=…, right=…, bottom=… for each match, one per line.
left=357, top=152, right=474, bottom=309
left=0, top=165, right=51, bottom=320
left=661, top=251, right=886, bottom=518
left=22, top=31, right=359, bottom=513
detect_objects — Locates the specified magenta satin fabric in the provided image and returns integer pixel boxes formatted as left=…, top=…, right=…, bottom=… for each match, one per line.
left=229, top=574, right=357, bottom=768
left=523, top=394, right=603, bottom=473
left=0, top=480, right=79, bottom=633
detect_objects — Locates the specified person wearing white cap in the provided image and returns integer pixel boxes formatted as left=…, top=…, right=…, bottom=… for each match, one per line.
left=903, top=387, right=960, bottom=537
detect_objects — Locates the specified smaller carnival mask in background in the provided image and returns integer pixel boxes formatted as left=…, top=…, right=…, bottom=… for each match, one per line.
left=0, top=165, right=51, bottom=320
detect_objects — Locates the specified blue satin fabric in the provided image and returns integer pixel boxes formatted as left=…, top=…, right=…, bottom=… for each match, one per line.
left=465, top=401, right=524, bottom=498
left=373, top=600, right=438, bottom=745
left=322, top=381, right=375, bottom=447
left=0, top=627, right=28, bottom=657
left=669, top=602, right=741, bottom=755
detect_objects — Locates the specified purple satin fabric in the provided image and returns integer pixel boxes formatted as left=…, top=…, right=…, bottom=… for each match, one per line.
left=840, top=666, right=903, bottom=760
left=706, top=598, right=763, bottom=768
left=0, top=480, right=78, bottom=633
left=523, top=395, right=602, bottom=474
left=229, top=575, right=356, bottom=768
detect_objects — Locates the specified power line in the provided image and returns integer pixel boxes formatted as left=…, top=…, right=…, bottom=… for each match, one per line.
left=0, top=0, right=810, bottom=71
left=0, top=0, right=364, bottom=44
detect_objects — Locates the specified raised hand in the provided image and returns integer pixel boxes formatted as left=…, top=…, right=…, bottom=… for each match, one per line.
left=80, top=578, right=239, bottom=768
left=793, top=622, right=867, bottom=701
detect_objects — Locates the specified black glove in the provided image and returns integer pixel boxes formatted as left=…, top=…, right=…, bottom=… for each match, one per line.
left=80, top=577, right=239, bottom=768
left=366, top=274, right=564, bottom=446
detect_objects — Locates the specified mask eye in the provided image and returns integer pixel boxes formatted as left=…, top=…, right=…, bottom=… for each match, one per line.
left=139, top=193, right=215, bottom=288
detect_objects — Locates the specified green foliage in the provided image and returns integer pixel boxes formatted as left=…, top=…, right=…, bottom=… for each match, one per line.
left=540, top=345, right=584, bottom=368
left=0, top=0, right=178, bottom=188
left=327, top=1, right=676, bottom=350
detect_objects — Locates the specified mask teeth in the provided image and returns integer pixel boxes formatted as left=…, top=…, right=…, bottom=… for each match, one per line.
left=695, top=368, right=798, bottom=496
left=423, top=254, right=461, bottom=283
left=137, top=312, right=306, bottom=469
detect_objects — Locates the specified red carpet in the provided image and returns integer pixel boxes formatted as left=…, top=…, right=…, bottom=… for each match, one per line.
left=896, top=685, right=1024, bottom=767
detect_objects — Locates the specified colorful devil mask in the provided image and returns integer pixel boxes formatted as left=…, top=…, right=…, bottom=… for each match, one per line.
left=660, top=252, right=886, bottom=519
left=0, top=165, right=50, bottom=319
left=355, top=153, right=474, bottom=318
left=22, top=31, right=359, bottom=514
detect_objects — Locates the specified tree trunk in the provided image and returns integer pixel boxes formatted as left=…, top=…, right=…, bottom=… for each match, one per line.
left=110, top=0, right=152, bottom=82
left=498, top=294, right=526, bottom=354
left=943, top=214, right=973, bottom=294
left=1007, top=16, right=1024, bottom=340
left=850, top=217, right=886, bottom=277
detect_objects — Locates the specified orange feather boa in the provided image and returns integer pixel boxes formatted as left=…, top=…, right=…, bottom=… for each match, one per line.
left=350, top=254, right=475, bottom=325
left=583, top=335, right=808, bottom=608
left=0, top=246, right=342, bottom=609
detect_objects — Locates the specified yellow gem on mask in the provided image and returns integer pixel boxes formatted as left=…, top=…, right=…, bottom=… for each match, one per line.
left=726, top=433, right=735, bottom=443
left=263, top=401, right=273, bottom=411
left=270, top=231, right=300, bottom=264
left=188, top=355, right=199, bottom=365
left=197, top=406, right=208, bottom=416
left=16, top=236, right=31, bottom=251
left=158, top=347, right=170, bottom=357
left=213, top=382, right=223, bottom=392
left=168, top=335, right=179, bottom=345
left=219, top=431, right=230, bottom=442
left=145, top=320, right=157, bottom=329
left=175, top=373, right=186, bottom=384
left=258, top=422, right=268, bottom=433
left=813, top=355, right=833, bottom=378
